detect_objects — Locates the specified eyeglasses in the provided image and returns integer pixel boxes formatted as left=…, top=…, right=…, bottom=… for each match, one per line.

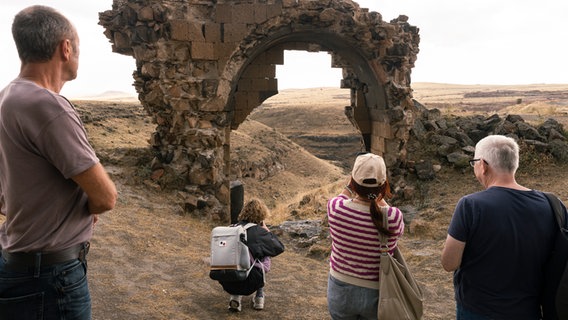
left=469, top=159, right=488, bottom=167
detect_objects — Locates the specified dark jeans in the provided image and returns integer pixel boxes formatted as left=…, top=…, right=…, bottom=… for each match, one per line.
left=0, top=256, right=91, bottom=320
left=327, top=275, right=378, bottom=320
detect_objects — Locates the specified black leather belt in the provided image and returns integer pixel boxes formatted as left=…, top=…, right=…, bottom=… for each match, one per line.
left=1, top=242, right=89, bottom=273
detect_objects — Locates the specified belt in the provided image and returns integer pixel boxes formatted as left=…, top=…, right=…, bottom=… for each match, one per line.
left=1, top=242, right=89, bottom=273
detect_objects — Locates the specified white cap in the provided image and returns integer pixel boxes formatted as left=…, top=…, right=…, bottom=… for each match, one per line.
left=351, top=153, right=387, bottom=188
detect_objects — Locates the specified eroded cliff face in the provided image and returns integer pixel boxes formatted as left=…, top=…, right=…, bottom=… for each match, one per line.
left=99, top=0, right=420, bottom=221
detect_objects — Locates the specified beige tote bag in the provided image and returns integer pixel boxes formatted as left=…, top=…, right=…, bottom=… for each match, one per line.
left=377, top=209, right=424, bottom=320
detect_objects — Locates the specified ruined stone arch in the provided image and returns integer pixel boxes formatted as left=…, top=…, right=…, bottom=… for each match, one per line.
left=224, top=30, right=388, bottom=128
left=99, top=0, right=419, bottom=222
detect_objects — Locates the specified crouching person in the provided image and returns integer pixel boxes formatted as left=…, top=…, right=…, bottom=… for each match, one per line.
left=219, top=198, right=285, bottom=312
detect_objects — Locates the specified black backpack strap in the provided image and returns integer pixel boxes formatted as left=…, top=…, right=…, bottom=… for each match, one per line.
left=543, top=192, right=567, bottom=232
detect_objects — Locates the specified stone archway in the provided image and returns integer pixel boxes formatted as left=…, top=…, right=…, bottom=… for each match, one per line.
left=99, top=0, right=420, bottom=222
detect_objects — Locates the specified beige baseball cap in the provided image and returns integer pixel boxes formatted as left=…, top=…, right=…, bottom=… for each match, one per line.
left=351, top=153, right=387, bottom=188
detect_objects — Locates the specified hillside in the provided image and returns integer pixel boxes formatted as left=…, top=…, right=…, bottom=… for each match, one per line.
left=1, top=83, right=567, bottom=319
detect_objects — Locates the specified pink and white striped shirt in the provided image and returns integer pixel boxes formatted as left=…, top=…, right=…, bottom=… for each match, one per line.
left=327, top=194, right=404, bottom=289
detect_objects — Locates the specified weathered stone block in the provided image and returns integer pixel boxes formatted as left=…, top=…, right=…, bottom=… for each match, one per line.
left=247, top=91, right=260, bottom=108
left=187, top=117, right=198, bottom=128
left=170, top=20, right=205, bottom=42
left=191, top=42, right=215, bottom=60
left=200, top=99, right=226, bottom=112
left=265, top=48, right=284, bottom=64
left=173, top=45, right=190, bottom=61
left=215, top=4, right=232, bottom=23
left=233, top=4, right=255, bottom=22
left=265, top=65, right=276, bottom=78
left=204, top=22, right=221, bottom=42
left=113, top=31, right=131, bottom=50
left=242, top=64, right=275, bottom=78
left=373, top=121, right=392, bottom=138
left=140, top=62, right=160, bottom=78
left=198, top=120, right=213, bottom=129
left=237, top=79, right=253, bottom=91
left=171, top=98, right=191, bottom=111
left=234, top=91, right=248, bottom=106
left=251, top=78, right=271, bottom=91
left=254, top=5, right=267, bottom=23
left=133, top=45, right=157, bottom=60
left=266, top=79, right=278, bottom=92
left=223, top=23, right=248, bottom=43
left=138, top=6, right=154, bottom=21
left=166, top=85, right=183, bottom=99
left=371, top=136, right=385, bottom=154
left=192, top=61, right=219, bottom=78
left=282, top=0, right=298, bottom=8
left=216, top=182, right=230, bottom=206
left=213, top=43, right=236, bottom=65
left=189, top=167, right=213, bottom=187
left=232, top=110, right=250, bottom=127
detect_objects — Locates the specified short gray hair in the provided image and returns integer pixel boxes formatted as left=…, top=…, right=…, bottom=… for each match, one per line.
left=12, top=5, right=76, bottom=64
left=475, top=135, right=519, bottom=174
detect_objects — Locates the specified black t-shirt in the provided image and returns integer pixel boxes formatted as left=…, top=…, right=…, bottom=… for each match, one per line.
left=448, top=187, right=557, bottom=319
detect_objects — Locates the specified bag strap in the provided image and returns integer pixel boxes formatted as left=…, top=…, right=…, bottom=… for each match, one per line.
left=543, top=192, right=568, bottom=233
left=243, top=222, right=257, bottom=230
left=244, top=258, right=259, bottom=276
left=230, top=222, right=257, bottom=229
left=230, top=222, right=257, bottom=243
left=242, top=222, right=259, bottom=278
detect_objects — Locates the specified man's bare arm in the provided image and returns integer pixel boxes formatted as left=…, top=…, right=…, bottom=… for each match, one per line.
left=441, top=234, right=466, bottom=272
left=72, top=163, right=117, bottom=214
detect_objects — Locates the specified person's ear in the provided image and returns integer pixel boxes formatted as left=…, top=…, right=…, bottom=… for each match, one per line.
left=60, top=39, right=72, bottom=61
left=480, top=158, right=489, bottom=175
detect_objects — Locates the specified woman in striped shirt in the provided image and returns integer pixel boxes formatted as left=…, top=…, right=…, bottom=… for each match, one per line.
left=327, top=153, right=405, bottom=320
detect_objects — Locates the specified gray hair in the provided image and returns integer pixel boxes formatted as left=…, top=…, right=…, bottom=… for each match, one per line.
left=475, top=135, right=519, bottom=174
left=12, top=5, right=76, bottom=64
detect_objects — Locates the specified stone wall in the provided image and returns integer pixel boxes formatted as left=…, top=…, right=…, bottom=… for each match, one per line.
left=99, top=0, right=420, bottom=222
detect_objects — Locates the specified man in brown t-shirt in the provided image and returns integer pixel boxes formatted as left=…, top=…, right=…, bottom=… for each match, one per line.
left=0, top=5, right=117, bottom=319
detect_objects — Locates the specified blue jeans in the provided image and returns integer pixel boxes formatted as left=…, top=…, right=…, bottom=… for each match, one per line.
left=327, top=275, right=378, bottom=320
left=457, top=304, right=493, bottom=320
left=0, top=256, right=91, bottom=320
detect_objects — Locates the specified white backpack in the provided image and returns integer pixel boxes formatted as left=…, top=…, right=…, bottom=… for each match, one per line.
left=209, top=223, right=256, bottom=282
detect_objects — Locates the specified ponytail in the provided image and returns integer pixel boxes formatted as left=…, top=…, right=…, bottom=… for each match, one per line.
left=349, top=178, right=394, bottom=236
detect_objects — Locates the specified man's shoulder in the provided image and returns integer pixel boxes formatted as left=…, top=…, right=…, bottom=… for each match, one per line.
left=4, top=81, right=71, bottom=113
left=464, top=187, right=512, bottom=198
left=457, top=189, right=508, bottom=209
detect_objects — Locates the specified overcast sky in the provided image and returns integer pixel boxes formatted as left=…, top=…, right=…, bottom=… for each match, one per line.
left=1, top=0, right=567, bottom=98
